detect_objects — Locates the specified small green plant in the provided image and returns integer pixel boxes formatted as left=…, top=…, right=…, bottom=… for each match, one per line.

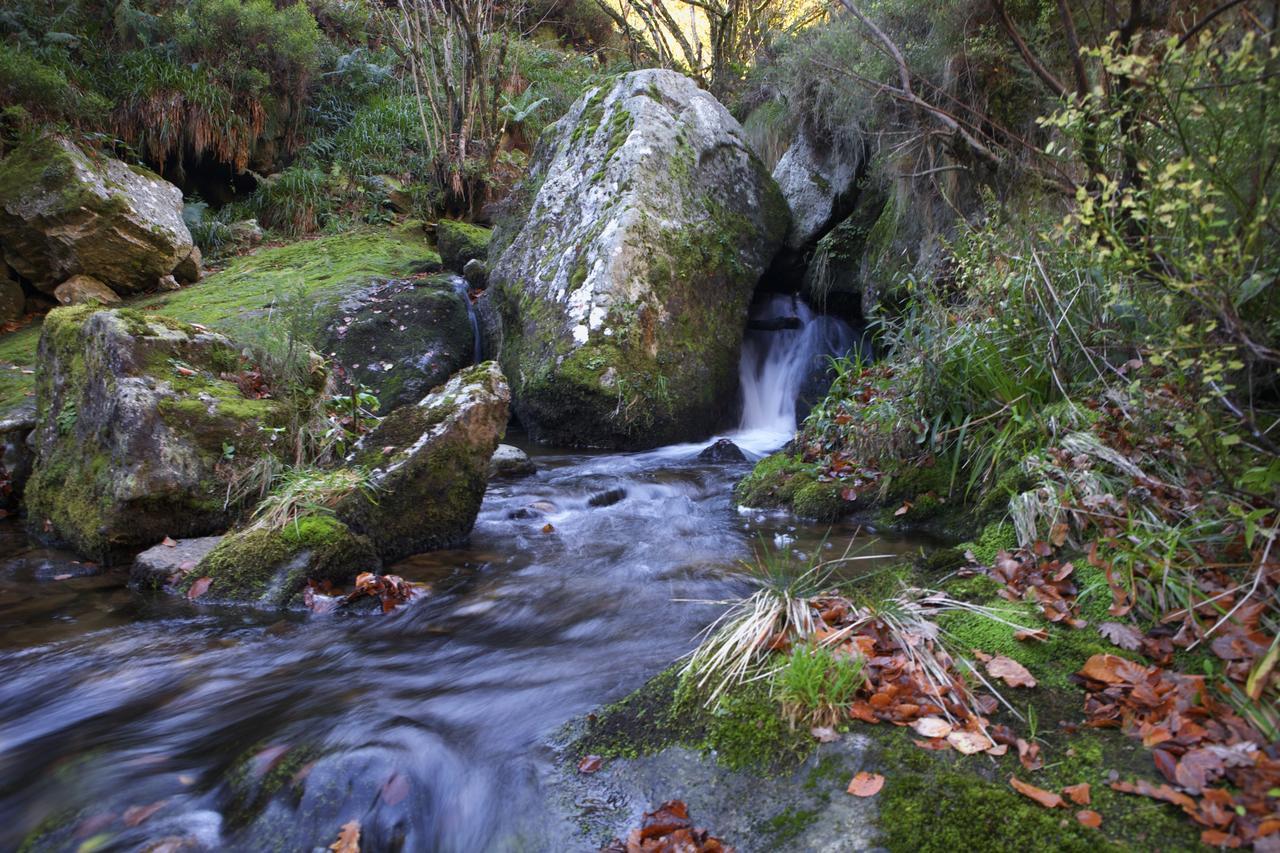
left=55, top=402, right=78, bottom=436
left=251, top=465, right=375, bottom=531
left=773, top=643, right=865, bottom=728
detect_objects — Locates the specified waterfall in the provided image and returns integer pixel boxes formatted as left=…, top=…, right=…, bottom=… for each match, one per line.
left=453, top=276, right=484, bottom=365
left=729, top=293, right=860, bottom=456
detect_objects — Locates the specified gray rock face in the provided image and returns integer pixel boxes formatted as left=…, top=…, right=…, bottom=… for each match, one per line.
left=321, top=275, right=476, bottom=414
left=174, top=245, right=203, bottom=284
left=131, top=535, right=225, bottom=590
left=489, top=443, right=535, bottom=479
left=24, top=306, right=302, bottom=562
left=0, top=401, right=35, bottom=511
left=338, top=362, right=510, bottom=563
left=490, top=69, right=789, bottom=449
left=0, top=269, right=25, bottom=323
left=772, top=127, right=863, bottom=251
left=0, top=137, right=194, bottom=296
left=53, top=274, right=121, bottom=306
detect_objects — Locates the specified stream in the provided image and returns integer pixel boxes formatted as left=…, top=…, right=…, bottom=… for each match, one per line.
left=0, top=296, right=915, bottom=852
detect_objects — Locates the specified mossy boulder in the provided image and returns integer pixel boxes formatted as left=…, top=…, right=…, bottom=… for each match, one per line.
left=773, top=124, right=864, bottom=251
left=0, top=137, right=194, bottom=296
left=321, top=274, right=475, bottom=414
left=24, top=306, right=302, bottom=562
left=435, top=219, right=492, bottom=273
left=734, top=451, right=853, bottom=521
left=187, top=516, right=380, bottom=606
left=490, top=69, right=790, bottom=448
left=337, top=361, right=509, bottom=563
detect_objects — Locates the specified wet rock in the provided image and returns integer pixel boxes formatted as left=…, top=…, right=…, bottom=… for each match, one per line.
left=773, top=125, right=864, bottom=250
left=337, top=362, right=510, bottom=563
left=228, top=218, right=264, bottom=247
left=187, top=517, right=380, bottom=607
left=0, top=136, right=194, bottom=296
left=131, top=535, right=225, bottom=590
left=24, top=306, right=309, bottom=562
left=472, top=288, right=502, bottom=362
left=698, top=438, right=746, bottom=463
left=174, top=245, right=203, bottom=284
left=490, top=444, right=535, bottom=479
left=322, top=275, right=475, bottom=414
left=53, top=274, right=121, bottom=306
left=435, top=219, right=492, bottom=273
left=490, top=69, right=789, bottom=449
left=0, top=267, right=25, bottom=323
left=587, top=487, right=626, bottom=508
left=462, top=257, right=488, bottom=289
left=0, top=402, right=35, bottom=511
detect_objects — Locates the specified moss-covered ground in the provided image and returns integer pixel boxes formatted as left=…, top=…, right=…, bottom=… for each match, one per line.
left=0, top=228, right=441, bottom=412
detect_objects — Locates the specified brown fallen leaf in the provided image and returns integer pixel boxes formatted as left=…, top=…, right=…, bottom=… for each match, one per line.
left=1016, top=738, right=1043, bottom=771
left=187, top=577, right=212, bottom=600
left=52, top=573, right=73, bottom=581
left=1076, top=810, right=1102, bottom=829
left=577, top=755, right=603, bottom=774
left=330, top=820, right=360, bottom=853
left=986, top=656, right=1037, bottom=688
left=1098, top=621, right=1144, bottom=651
left=847, top=771, right=885, bottom=797
left=541, top=523, right=555, bottom=534
left=913, top=737, right=952, bottom=751
left=810, top=726, right=839, bottom=743
left=894, top=502, right=911, bottom=517
left=1009, top=776, right=1064, bottom=809
left=946, top=730, right=992, bottom=755
left=1014, top=628, right=1049, bottom=642
left=123, top=800, right=167, bottom=827
left=910, top=716, right=952, bottom=738
left=1063, top=783, right=1091, bottom=805
left=380, top=772, right=409, bottom=806
left=162, top=536, right=178, bottom=548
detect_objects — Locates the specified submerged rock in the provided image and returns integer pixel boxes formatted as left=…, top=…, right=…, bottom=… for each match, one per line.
left=698, top=438, right=746, bottom=463
left=489, top=443, right=535, bottom=479
left=322, top=275, right=475, bottom=414
left=337, top=362, right=510, bottom=563
left=24, top=306, right=306, bottom=562
left=435, top=219, right=492, bottom=273
left=185, top=516, right=380, bottom=607
left=490, top=69, right=789, bottom=448
left=0, top=137, right=194, bottom=297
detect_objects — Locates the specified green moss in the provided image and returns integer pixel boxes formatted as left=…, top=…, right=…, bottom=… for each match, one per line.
left=435, top=219, right=492, bottom=271
left=917, top=546, right=966, bottom=574
left=959, top=521, right=1019, bottom=566
left=792, top=480, right=849, bottom=521
left=734, top=452, right=821, bottom=509
left=756, top=807, right=821, bottom=845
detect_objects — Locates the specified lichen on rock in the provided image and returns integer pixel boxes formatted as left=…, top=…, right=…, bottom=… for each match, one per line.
left=490, top=69, right=790, bottom=448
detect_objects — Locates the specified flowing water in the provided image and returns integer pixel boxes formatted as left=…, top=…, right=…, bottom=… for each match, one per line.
left=0, top=297, right=909, bottom=852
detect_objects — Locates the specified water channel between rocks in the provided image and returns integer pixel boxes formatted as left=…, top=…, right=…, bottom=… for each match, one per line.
left=0, top=296, right=921, bottom=851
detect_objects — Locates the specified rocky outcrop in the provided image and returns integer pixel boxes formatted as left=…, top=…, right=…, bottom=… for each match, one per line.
left=174, top=246, right=203, bottom=284
left=773, top=126, right=864, bottom=251
left=24, top=306, right=309, bottom=562
left=130, top=535, right=225, bottom=590
left=337, top=361, right=509, bottom=563
left=435, top=220, right=492, bottom=273
left=321, top=274, right=476, bottom=414
left=0, top=137, right=194, bottom=297
left=489, top=443, right=535, bottom=479
left=490, top=69, right=789, bottom=448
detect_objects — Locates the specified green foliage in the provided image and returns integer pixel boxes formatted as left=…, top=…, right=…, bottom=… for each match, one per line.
left=773, top=643, right=864, bottom=727
left=252, top=465, right=374, bottom=530
left=249, top=165, right=332, bottom=235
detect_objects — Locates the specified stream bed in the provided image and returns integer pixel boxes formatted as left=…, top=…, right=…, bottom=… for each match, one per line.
left=0, top=436, right=916, bottom=852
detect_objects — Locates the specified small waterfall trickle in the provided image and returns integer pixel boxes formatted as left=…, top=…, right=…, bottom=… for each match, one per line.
left=729, top=293, right=861, bottom=456
left=453, top=276, right=484, bottom=365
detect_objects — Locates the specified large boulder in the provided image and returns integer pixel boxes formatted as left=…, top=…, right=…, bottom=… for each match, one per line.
left=772, top=126, right=864, bottom=251
left=435, top=219, right=492, bottom=273
left=337, top=361, right=509, bottom=563
left=24, top=306, right=308, bottom=562
left=321, top=274, right=477, bottom=414
left=0, top=137, right=194, bottom=297
left=490, top=69, right=789, bottom=448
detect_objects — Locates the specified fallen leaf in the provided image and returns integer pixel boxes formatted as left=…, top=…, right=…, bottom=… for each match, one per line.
left=810, top=726, right=839, bottom=743
left=577, top=755, right=603, bottom=774
left=162, top=537, right=178, bottom=548
left=986, top=655, right=1037, bottom=688
left=1014, top=628, right=1050, bottom=642
left=1200, top=829, right=1242, bottom=847
left=1009, top=776, right=1064, bottom=809
left=1017, top=738, right=1043, bottom=771
left=1063, top=783, right=1091, bottom=805
left=1076, top=810, right=1102, bottom=828
left=541, top=523, right=555, bottom=533
left=1078, top=654, right=1127, bottom=684
left=894, top=502, right=911, bottom=517
left=910, top=716, right=952, bottom=738
left=912, top=738, right=952, bottom=751
left=53, top=573, right=73, bottom=581
left=187, top=577, right=212, bottom=600
left=847, top=771, right=885, bottom=797
left=380, top=772, right=409, bottom=806
left=1098, top=621, right=1144, bottom=651
left=946, top=730, right=992, bottom=754
left=329, top=819, right=360, bottom=853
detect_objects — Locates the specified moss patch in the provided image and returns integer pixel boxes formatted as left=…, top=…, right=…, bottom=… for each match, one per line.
left=435, top=219, right=492, bottom=272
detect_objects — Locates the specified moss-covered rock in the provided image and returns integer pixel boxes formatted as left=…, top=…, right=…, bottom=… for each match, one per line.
left=189, top=515, right=379, bottom=606
left=490, top=69, right=790, bottom=448
left=321, top=274, right=475, bottom=413
left=337, top=361, right=509, bottom=563
left=435, top=219, right=492, bottom=272
left=23, top=306, right=302, bottom=562
left=0, top=136, right=193, bottom=296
